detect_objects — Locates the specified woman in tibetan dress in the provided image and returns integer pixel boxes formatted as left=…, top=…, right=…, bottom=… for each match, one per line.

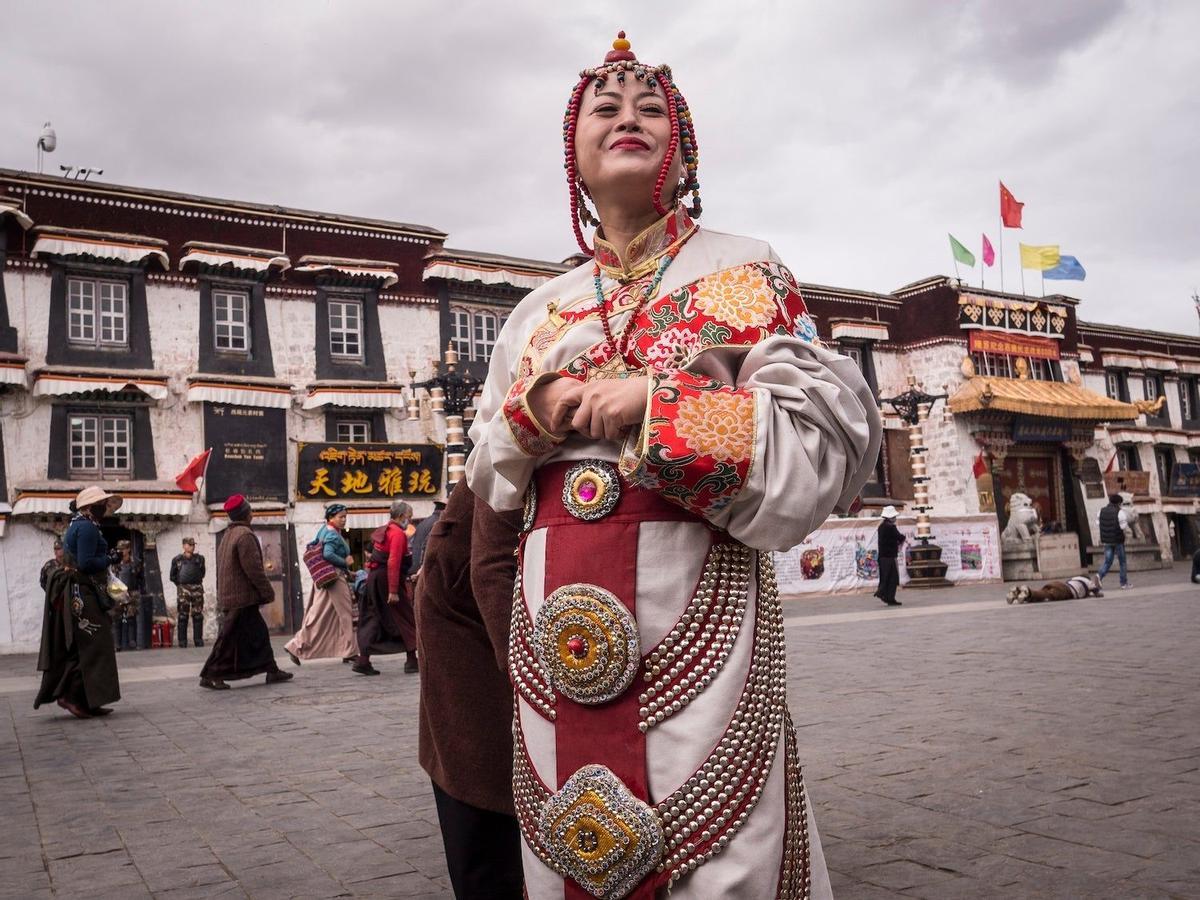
left=466, top=33, right=882, bottom=900
left=285, top=504, right=358, bottom=666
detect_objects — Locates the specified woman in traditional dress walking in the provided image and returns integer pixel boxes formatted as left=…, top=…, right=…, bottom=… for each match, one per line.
left=35, top=486, right=123, bottom=719
left=353, top=500, right=417, bottom=675
left=467, top=32, right=881, bottom=898
left=286, top=503, right=358, bottom=666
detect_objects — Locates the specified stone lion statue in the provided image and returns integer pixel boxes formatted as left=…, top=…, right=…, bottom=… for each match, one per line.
left=1002, top=492, right=1041, bottom=544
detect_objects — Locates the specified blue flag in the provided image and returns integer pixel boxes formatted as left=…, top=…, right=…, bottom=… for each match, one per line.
left=1043, top=255, right=1086, bottom=281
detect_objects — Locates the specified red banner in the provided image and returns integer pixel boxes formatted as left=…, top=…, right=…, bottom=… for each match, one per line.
left=969, top=330, right=1060, bottom=361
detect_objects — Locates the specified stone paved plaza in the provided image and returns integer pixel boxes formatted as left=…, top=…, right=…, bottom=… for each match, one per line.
left=1, top=565, right=1197, bottom=899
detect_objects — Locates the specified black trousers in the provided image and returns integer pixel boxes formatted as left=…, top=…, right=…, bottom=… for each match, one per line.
left=877, top=556, right=900, bottom=603
left=432, top=782, right=523, bottom=899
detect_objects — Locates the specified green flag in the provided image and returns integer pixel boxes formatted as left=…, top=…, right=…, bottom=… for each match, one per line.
left=949, top=233, right=976, bottom=267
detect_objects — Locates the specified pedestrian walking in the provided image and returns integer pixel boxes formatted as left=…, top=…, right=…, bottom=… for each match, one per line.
left=199, top=495, right=292, bottom=690
left=285, top=503, right=358, bottom=667
left=417, top=481, right=523, bottom=899
left=34, top=486, right=122, bottom=719
left=1191, top=548, right=1200, bottom=584
left=408, top=499, right=444, bottom=576
left=169, top=537, right=207, bottom=647
left=353, top=500, right=416, bottom=676
left=875, top=505, right=905, bottom=606
left=1096, top=493, right=1131, bottom=589
left=111, top=540, right=145, bottom=650
left=39, top=538, right=64, bottom=592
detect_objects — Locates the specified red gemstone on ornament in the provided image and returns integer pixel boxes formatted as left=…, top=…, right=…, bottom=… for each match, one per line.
left=577, top=479, right=598, bottom=502
left=567, top=636, right=587, bottom=658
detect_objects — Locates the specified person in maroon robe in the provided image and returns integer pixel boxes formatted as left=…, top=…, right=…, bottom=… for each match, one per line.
left=354, top=500, right=417, bottom=675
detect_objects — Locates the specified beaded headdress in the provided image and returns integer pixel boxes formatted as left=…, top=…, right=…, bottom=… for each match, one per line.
left=562, top=31, right=702, bottom=255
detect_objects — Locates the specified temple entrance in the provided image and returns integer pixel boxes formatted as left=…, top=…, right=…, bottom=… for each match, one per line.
left=998, top=450, right=1064, bottom=532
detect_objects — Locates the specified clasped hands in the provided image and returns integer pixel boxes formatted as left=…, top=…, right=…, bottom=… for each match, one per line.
left=528, top=375, right=649, bottom=443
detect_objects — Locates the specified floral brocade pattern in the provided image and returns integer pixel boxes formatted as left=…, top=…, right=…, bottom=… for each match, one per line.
left=503, top=376, right=567, bottom=458
left=690, top=265, right=779, bottom=331
left=621, top=372, right=757, bottom=521
left=673, top=390, right=756, bottom=463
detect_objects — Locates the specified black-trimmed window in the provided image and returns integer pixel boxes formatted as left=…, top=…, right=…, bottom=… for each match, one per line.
left=69, top=412, right=132, bottom=478
left=1144, top=372, right=1165, bottom=402
left=1154, top=445, right=1175, bottom=493
left=1117, top=444, right=1141, bottom=471
left=451, top=306, right=507, bottom=363
left=213, top=289, right=251, bottom=353
left=68, top=276, right=128, bottom=348
left=839, top=341, right=879, bottom=396
left=1178, top=376, right=1199, bottom=427
left=328, top=297, right=364, bottom=360
left=1104, top=369, right=1130, bottom=402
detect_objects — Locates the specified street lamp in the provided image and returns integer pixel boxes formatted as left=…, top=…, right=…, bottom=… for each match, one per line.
left=879, top=377, right=952, bottom=588
left=408, top=343, right=484, bottom=489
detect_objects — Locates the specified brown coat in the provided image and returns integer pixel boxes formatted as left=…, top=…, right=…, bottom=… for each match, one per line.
left=416, top=480, right=521, bottom=815
left=216, top=523, right=274, bottom=610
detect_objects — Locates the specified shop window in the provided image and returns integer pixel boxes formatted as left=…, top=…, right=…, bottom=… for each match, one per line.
left=68, top=277, right=128, bottom=348
left=328, top=297, right=363, bottom=360
left=335, top=420, right=371, bottom=444
left=213, top=289, right=251, bottom=353
left=69, top=413, right=132, bottom=478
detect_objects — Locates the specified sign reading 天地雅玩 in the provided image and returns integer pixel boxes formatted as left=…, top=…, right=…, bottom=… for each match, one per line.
left=296, top=442, right=443, bottom=501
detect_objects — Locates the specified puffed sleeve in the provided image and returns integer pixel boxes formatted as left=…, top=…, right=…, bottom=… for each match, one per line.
left=619, top=259, right=882, bottom=552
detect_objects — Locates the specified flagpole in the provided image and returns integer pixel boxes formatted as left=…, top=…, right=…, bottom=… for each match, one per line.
left=1040, top=271, right=1045, bottom=297
left=998, top=189, right=1005, bottom=293
left=1019, top=262, right=1026, bottom=296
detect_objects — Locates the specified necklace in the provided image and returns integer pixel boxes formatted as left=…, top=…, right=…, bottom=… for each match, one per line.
left=593, top=253, right=674, bottom=369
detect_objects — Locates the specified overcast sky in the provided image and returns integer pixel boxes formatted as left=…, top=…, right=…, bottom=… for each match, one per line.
left=2, top=0, right=1197, bottom=333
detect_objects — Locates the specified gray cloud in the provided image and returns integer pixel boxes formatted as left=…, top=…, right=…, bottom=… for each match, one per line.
left=1, top=0, right=1196, bottom=332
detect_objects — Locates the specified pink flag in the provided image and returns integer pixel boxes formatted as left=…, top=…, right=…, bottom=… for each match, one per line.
left=982, top=233, right=995, bottom=267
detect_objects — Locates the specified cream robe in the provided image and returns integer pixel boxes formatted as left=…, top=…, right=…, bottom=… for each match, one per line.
left=468, top=227, right=881, bottom=899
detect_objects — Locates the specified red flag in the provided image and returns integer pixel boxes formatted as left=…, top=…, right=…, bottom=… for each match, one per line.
left=1000, top=181, right=1024, bottom=228
left=1104, top=452, right=1117, bottom=473
left=981, top=234, right=995, bottom=267
left=972, top=451, right=988, bottom=479
left=175, top=449, right=212, bottom=493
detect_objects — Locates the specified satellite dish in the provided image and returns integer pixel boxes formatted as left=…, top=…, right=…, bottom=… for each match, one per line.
left=38, top=122, right=56, bottom=153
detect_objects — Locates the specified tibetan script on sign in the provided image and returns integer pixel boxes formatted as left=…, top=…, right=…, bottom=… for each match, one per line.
left=296, top=442, right=443, bottom=500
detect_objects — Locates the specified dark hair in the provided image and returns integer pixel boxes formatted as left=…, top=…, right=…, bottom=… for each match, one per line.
left=1108, top=493, right=1123, bottom=504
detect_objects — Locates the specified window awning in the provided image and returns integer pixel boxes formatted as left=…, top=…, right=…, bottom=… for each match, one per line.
left=301, top=382, right=407, bottom=410
left=0, top=198, right=33, bottom=230
left=186, top=376, right=293, bottom=409
left=206, top=502, right=288, bottom=532
left=294, top=255, right=398, bottom=289
left=949, top=376, right=1140, bottom=421
left=179, top=242, right=290, bottom=275
left=33, top=367, right=170, bottom=400
left=12, top=482, right=193, bottom=518
left=423, top=261, right=556, bottom=291
left=1099, top=350, right=1143, bottom=370
left=830, top=320, right=890, bottom=342
left=31, top=227, right=169, bottom=270
left=0, top=354, right=27, bottom=388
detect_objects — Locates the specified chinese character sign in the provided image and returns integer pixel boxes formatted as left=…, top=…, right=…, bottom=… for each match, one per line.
left=296, top=443, right=444, bottom=500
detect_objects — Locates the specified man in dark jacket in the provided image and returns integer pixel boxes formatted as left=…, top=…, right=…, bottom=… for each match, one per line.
left=198, top=495, right=292, bottom=690
left=169, top=537, right=207, bottom=648
left=416, top=481, right=522, bottom=899
left=39, top=538, right=64, bottom=592
left=1191, top=548, right=1200, bottom=585
left=1095, top=493, right=1131, bottom=589
left=874, top=505, right=905, bottom=606
left=407, top=499, right=445, bottom=576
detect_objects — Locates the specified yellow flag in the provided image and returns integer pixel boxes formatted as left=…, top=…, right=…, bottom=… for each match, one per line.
left=1019, top=243, right=1061, bottom=270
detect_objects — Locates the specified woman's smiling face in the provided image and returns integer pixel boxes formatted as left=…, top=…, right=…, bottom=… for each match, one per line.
left=574, top=75, right=682, bottom=204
